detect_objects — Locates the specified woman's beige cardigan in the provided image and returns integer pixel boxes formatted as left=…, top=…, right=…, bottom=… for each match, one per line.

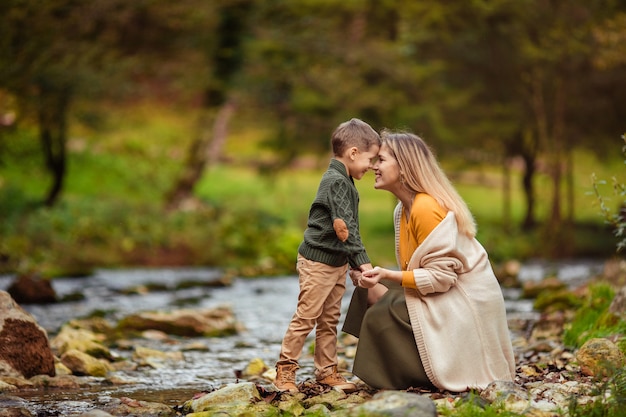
left=395, top=204, right=516, bottom=392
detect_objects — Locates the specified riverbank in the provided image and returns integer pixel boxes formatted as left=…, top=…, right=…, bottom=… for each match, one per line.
left=0, top=259, right=623, bottom=416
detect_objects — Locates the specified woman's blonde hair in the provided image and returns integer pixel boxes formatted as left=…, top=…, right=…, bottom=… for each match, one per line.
left=382, top=129, right=477, bottom=238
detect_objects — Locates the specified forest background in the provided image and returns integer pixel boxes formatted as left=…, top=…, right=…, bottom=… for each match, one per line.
left=1, top=0, right=625, bottom=278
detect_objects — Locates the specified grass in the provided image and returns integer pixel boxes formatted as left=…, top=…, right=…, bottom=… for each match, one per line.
left=0, top=101, right=622, bottom=276
left=563, top=283, right=626, bottom=350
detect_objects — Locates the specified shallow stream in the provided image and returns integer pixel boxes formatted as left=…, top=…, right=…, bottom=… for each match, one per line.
left=0, top=259, right=606, bottom=415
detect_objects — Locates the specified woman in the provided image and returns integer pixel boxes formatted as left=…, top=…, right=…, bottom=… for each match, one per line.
left=343, top=130, right=516, bottom=392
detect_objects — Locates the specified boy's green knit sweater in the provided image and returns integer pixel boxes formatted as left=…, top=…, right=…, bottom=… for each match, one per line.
left=298, top=159, right=371, bottom=269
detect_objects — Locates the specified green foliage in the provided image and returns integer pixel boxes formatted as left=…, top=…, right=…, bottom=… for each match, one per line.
left=0, top=191, right=297, bottom=277
left=0, top=101, right=620, bottom=276
left=438, top=392, right=521, bottom=417
left=592, top=134, right=626, bottom=252
left=534, top=289, right=583, bottom=313
left=562, top=283, right=626, bottom=349
left=568, top=367, right=626, bottom=417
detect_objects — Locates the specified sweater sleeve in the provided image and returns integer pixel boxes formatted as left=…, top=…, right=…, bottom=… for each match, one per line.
left=328, top=179, right=370, bottom=267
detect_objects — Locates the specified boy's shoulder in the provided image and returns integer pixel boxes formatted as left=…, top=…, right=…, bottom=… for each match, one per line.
left=324, top=159, right=349, bottom=177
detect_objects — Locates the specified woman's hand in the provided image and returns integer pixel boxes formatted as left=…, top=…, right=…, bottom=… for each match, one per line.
left=360, top=266, right=387, bottom=288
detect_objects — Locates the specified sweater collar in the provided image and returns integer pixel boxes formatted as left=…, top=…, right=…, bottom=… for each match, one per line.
left=329, top=158, right=353, bottom=182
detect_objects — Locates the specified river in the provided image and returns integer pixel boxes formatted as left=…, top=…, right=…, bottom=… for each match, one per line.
left=0, top=259, right=606, bottom=415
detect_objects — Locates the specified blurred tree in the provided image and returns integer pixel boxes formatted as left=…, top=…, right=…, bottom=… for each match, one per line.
left=165, top=0, right=252, bottom=210
left=0, top=0, right=215, bottom=206
left=0, top=0, right=111, bottom=206
left=241, top=0, right=442, bottom=168
left=2, top=0, right=624, bottom=233
left=391, top=0, right=626, bottom=244
left=498, top=0, right=626, bottom=250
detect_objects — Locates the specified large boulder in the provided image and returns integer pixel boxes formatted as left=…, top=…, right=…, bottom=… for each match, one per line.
left=6, top=273, right=56, bottom=304
left=117, top=305, right=239, bottom=337
left=576, top=337, right=625, bottom=377
left=0, top=291, right=55, bottom=378
left=349, top=391, right=437, bottom=417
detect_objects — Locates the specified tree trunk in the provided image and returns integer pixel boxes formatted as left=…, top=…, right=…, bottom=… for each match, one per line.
left=566, top=146, right=574, bottom=223
left=208, top=99, right=237, bottom=166
left=165, top=98, right=236, bottom=210
left=502, top=156, right=511, bottom=232
left=38, top=90, right=70, bottom=207
left=521, top=147, right=537, bottom=231
left=516, top=126, right=539, bottom=231
left=549, top=78, right=565, bottom=227
left=164, top=1, right=249, bottom=211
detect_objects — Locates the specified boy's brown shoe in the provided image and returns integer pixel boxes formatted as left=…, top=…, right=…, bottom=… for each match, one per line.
left=316, top=367, right=357, bottom=393
left=274, top=364, right=299, bottom=393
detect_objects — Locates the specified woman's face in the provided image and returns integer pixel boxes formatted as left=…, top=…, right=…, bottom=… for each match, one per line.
left=372, top=142, right=401, bottom=192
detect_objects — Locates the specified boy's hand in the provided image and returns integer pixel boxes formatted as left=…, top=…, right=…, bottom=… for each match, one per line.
left=352, top=263, right=373, bottom=287
left=349, top=268, right=361, bottom=286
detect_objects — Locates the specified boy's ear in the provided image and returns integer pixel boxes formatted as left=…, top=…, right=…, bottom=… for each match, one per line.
left=349, top=146, right=358, bottom=160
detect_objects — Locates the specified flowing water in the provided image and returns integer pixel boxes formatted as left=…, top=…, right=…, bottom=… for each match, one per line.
left=0, top=259, right=606, bottom=415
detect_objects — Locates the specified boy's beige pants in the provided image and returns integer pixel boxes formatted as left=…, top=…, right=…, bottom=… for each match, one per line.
left=277, top=254, right=349, bottom=378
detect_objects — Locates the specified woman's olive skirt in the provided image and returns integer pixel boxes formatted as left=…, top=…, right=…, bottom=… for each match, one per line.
left=343, top=281, right=433, bottom=390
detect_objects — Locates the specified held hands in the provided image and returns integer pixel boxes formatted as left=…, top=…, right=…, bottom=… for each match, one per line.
left=359, top=266, right=386, bottom=288
left=350, top=265, right=386, bottom=289
left=350, top=263, right=373, bottom=287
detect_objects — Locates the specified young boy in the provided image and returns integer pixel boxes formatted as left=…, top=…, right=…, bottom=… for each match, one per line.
left=274, top=118, right=380, bottom=393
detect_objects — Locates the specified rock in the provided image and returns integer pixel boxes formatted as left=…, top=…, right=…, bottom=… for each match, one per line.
left=303, top=389, right=346, bottom=408
left=522, top=277, right=567, bottom=299
left=76, top=411, right=115, bottom=417
left=140, top=329, right=171, bottom=341
left=481, top=380, right=530, bottom=413
left=102, top=397, right=176, bottom=417
left=50, top=325, right=112, bottom=360
left=54, top=360, right=73, bottom=375
left=276, top=394, right=307, bottom=415
left=6, top=273, right=56, bottom=304
left=576, top=337, right=625, bottom=377
left=602, top=258, right=626, bottom=286
left=0, top=376, right=33, bottom=389
left=608, top=285, right=626, bottom=319
left=0, top=407, right=34, bottom=417
left=117, top=305, right=239, bottom=337
left=527, top=310, right=569, bottom=345
left=528, top=381, right=596, bottom=412
left=29, top=374, right=85, bottom=389
left=60, top=349, right=112, bottom=377
left=349, top=390, right=437, bottom=417
left=184, top=382, right=267, bottom=415
left=304, top=403, right=332, bottom=416
left=243, top=357, right=268, bottom=377
left=132, top=346, right=184, bottom=369
left=495, top=260, right=522, bottom=287
left=0, top=379, right=17, bottom=391
left=0, top=291, right=55, bottom=378
left=0, top=395, right=34, bottom=417
left=66, top=317, right=115, bottom=336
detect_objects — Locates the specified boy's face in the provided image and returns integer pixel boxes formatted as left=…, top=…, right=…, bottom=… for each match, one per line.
left=346, top=145, right=380, bottom=180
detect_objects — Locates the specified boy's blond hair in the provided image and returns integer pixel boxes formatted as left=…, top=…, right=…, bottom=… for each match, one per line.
left=331, top=118, right=381, bottom=157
